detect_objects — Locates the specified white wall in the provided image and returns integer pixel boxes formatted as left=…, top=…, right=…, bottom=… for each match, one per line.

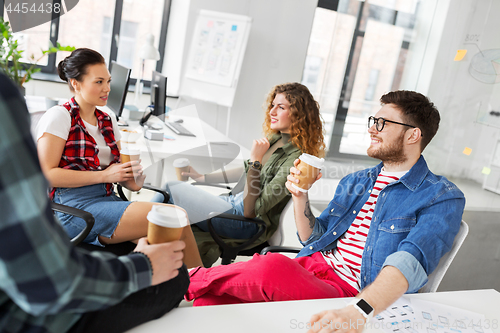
left=406, top=0, right=500, bottom=183
left=174, top=0, right=318, bottom=149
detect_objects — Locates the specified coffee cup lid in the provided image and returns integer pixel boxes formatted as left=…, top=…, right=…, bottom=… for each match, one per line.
left=147, top=205, right=188, bottom=228
left=173, top=158, right=190, bottom=168
left=120, top=148, right=140, bottom=155
left=299, top=153, right=324, bottom=169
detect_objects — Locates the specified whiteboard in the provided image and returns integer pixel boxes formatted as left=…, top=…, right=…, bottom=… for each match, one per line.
left=179, top=10, right=252, bottom=107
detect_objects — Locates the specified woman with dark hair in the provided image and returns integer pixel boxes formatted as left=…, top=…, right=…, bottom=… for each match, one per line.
left=152, top=82, right=325, bottom=267
left=36, top=48, right=198, bottom=253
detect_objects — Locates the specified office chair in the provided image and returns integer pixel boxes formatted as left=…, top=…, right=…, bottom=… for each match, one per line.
left=193, top=180, right=293, bottom=265
left=74, top=185, right=169, bottom=255
left=50, top=184, right=169, bottom=253
left=419, top=220, right=469, bottom=293
left=51, top=202, right=95, bottom=245
left=261, top=220, right=469, bottom=294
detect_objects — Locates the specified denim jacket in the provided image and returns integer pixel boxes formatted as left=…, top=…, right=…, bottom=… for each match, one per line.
left=297, top=156, right=465, bottom=293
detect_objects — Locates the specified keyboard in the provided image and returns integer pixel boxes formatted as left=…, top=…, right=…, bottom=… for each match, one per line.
left=165, top=121, right=196, bottom=137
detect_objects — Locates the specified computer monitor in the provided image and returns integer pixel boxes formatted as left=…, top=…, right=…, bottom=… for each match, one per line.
left=107, top=61, right=131, bottom=123
left=150, top=71, right=167, bottom=117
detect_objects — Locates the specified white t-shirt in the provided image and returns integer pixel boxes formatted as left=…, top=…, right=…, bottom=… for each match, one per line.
left=36, top=106, right=122, bottom=167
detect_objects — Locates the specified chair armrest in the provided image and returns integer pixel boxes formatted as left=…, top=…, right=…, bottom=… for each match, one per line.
left=117, top=184, right=170, bottom=203
left=51, top=202, right=95, bottom=245
left=260, top=245, right=301, bottom=255
left=206, top=212, right=267, bottom=265
left=191, top=182, right=233, bottom=190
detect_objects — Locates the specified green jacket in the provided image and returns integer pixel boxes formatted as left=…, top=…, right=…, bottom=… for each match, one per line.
left=194, top=133, right=301, bottom=267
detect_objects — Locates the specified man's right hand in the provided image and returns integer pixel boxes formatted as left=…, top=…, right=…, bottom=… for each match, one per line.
left=285, top=159, right=322, bottom=197
left=133, top=238, right=186, bottom=285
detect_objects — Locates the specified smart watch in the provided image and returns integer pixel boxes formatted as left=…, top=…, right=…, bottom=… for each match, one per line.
left=348, top=298, right=374, bottom=321
left=249, top=161, right=262, bottom=170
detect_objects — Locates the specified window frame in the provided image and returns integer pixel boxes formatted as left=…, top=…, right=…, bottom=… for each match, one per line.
left=308, top=0, right=413, bottom=161
left=1, top=0, right=172, bottom=90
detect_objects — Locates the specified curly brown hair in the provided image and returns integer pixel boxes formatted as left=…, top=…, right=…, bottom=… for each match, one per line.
left=263, top=83, right=325, bottom=157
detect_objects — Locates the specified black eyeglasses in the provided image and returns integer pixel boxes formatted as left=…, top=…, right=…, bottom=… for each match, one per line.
left=368, top=116, right=420, bottom=135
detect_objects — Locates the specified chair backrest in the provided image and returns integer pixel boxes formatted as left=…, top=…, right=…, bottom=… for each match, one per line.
left=29, top=110, right=46, bottom=141
left=268, top=198, right=293, bottom=246
left=419, top=220, right=469, bottom=293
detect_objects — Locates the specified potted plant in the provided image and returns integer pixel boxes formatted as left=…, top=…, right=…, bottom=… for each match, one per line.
left=0, top=17, right=75, bottom=91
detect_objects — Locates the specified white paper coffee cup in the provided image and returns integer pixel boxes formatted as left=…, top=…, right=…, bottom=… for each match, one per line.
left=173, top=158, right=190, bottom=181
left=291, top=153, right=324, bottom=193
left=147, top=205, right=189, bottom=244
left=120, top=148, right=140, bottom=163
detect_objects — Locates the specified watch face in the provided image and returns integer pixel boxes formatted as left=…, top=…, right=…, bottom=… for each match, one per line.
left=357, top=299, right=374, bottom=314
left=251, top=161, right=262, bottom=169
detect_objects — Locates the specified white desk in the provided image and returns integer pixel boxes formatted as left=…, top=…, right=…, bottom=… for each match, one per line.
left=126, top=289, right=500, bottom=333
left=25, top=97, right=249, bottom=187
left=103, top=106, right=250, bottom=186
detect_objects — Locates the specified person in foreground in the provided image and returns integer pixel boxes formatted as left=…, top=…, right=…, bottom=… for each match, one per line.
left=185, top=90, right=465, bottom=332
left=0, top=73, right=189, bottom=333
left=152, top=82, right=325, bottom=267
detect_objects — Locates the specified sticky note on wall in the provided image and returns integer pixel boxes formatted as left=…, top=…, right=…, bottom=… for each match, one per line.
left=463, top=147, right=472, bottom=155
left=482, top=167, right=491, bottom=175
left=454, top=50, right=467, bottom=61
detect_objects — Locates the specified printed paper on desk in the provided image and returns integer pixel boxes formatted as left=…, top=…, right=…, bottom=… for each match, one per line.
left=367, top=297, right=418, bottom=333
left=366, top=297, right=495, bottom=333
left=411, top=298, right=494, bottom=333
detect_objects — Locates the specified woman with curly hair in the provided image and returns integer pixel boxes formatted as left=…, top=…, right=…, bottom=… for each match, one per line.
left=153, top=82, right=325, bottom=267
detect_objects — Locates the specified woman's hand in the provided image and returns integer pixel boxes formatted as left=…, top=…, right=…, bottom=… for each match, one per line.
left=250, top=138, right=270, bottom=162
left=103, top=161, right=143, bottom=183
left=182, top=166, right=205, bottom=182
left=119, top=160, right=146, bottom=191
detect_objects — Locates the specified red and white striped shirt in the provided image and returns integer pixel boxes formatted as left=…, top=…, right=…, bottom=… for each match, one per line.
left=322, top=170, right=407, bottom=291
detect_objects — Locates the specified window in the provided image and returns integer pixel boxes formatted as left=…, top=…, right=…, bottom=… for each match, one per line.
left=2, top=8, right=52, bottom=66
left=1, top=0, right=171, bottom=86
left=302, top=0, right=421, bottom=159
left=55, top=0, right=116, bottom=67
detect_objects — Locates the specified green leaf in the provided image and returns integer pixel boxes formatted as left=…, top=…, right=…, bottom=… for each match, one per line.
left=60, top=45, right=76, bottom=52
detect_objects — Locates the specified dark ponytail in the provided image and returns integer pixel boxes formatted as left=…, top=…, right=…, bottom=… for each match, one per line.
left=57, top=48, right=105, bottom=91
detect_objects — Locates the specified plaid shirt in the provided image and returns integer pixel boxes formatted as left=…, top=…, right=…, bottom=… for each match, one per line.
left=0, top=74, right=151, bottom=333
left=49, top=97, right=120, bottom=199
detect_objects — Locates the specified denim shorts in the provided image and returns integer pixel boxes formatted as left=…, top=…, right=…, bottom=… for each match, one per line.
left=52, top=183, right=132, bottom=246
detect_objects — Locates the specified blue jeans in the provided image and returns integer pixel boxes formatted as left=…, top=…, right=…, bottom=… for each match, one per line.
left=151, top=181, right=258, bottom=239
left=53, top=184, right=131, bottom=246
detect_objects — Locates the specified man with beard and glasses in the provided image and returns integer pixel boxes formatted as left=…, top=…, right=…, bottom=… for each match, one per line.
left=185, top=90, right=465, bottom=333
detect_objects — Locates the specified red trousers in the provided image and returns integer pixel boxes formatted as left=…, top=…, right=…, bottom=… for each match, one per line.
left=185, top=252, right=358, bottom=306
